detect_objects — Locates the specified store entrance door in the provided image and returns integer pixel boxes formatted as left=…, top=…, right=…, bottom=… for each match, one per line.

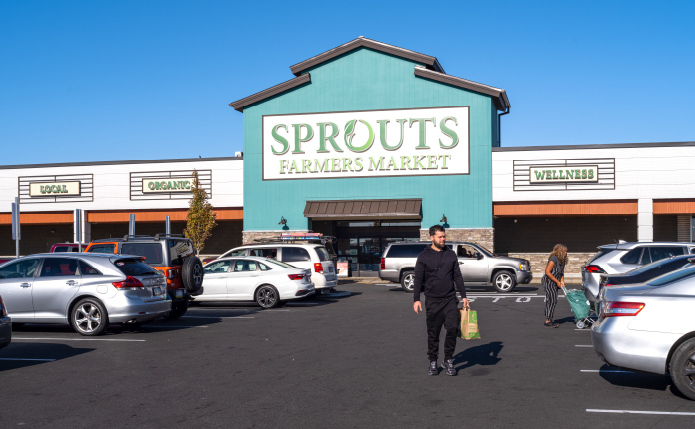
left=331, top=221, right=421, bottom=277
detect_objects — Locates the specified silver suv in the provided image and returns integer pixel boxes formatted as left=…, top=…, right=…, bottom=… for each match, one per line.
left=380, top=242, right=532, bottom=293
left=582, top=241, right=695, bottom=304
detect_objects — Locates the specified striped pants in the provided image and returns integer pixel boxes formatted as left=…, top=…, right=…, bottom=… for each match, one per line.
left=543, top=276, right=559, bottom=320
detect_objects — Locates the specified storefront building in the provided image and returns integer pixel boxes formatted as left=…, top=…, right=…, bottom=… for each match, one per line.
left=0, top=157, right=243, bottom=258
left=230, top=37, right=510, bottom=276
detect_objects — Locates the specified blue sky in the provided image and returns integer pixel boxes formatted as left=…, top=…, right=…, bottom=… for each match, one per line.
left=1, top=1, right=693, bottom=165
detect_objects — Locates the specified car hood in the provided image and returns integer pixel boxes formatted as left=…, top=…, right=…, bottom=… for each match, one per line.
left=492, top=256, right=527, bottom=264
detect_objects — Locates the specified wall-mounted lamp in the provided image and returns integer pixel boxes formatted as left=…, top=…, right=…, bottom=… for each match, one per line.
left=278, top=216, right=287, bottom=225
left=440, top=214, right=447, bottom=223
left=513, top=219, right=517, bottom=224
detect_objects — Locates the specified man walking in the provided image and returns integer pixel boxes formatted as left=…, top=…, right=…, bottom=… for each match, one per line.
left=413, top=225, right=468, bottom=376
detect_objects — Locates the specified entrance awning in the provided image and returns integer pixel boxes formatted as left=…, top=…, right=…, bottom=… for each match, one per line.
left=304, top=199, right=422, bottom=220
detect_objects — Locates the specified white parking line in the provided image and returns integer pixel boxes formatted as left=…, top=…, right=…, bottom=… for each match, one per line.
left=581, top=370, right=633, bottom=373
left=12, top=337, right=146, bottom=342
left=0, top=358, right=56, bottom=361
left=587, top=409, right=695, bottom=416
left=575, top=345, right=593, bottom=347
left=181, top=316, right=255, bottom=319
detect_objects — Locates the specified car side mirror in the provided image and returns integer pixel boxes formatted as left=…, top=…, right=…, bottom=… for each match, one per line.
left=476, top=253, right=483, bottom=260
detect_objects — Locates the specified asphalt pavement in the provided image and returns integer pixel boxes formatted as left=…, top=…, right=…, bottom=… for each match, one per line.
left=1, top=282, right=694, bottom=428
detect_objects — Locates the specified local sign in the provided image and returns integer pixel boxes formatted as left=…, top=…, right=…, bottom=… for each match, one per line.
left=529, top=165, right=599, bottom=183
left=142, top=178, right=193, bottom=193
left=29, top=181, right=81, bottom=197
left=262, top=106, right=470, bottom=180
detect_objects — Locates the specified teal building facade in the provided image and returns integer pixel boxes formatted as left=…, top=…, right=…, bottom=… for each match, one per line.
left=231, top=37, right=509, bottom=275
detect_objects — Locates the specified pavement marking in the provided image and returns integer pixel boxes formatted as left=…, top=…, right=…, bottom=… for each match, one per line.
left=12, top=337, right=146, bottom=342
left=185, top=315, right=255, bottom=318
left=0, top=358, right=56, bottom=361
left=575, top=345, right=593, bottom=347
left=581, top=369, right=633, bottom=373
left=141, top=325, right=209, bottom=328
left=587, top=409, right=695, bottom=416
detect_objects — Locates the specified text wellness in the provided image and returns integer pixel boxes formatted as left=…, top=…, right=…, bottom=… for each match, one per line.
left=262, top=107, right=470, bottom=180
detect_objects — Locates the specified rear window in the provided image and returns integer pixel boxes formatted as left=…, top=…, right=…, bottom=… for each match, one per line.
left=315, top=247, right=330, bottom=262
left=385, top=244, right=428, bottom=258
left=648, top=266, right=695, bottom=286
left=114, top=259, right=157, bottom=276
left=264, top=260, right=295, bottom=269
left=588, top=248, right=617, bottom=264
left=121, top=243, right=163, bottom=265
left=88, top=244, right=116, bottom=254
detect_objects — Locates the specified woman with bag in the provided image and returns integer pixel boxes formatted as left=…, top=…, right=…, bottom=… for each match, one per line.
left=543, top=244, right=568, bottom=328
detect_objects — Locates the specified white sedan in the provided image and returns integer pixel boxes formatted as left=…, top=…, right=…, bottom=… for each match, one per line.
left=195, top=256, right=315, bottom=308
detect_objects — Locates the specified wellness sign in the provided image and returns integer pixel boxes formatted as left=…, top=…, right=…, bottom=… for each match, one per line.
left=262, top=107, right=470, bottom=180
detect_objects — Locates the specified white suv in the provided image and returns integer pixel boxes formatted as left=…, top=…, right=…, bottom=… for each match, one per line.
left=218, top=244, right=338, bottom=292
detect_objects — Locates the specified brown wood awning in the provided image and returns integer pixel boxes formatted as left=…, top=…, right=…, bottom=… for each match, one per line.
left=304, top=199, right=422, bottom=220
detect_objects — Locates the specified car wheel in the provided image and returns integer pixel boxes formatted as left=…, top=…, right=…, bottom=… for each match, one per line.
left=256, top=285, right=280, bottom=309
left=401, top=271, right=415, bottom=292
left=165, top=300, right=189, bottom=320
left=182, top=256, right=204, bottom=294
left=493, top=270, right=516, bottom=293
left=71, top=298, right=109, bottom=336
left=670, top=338, right=695, bottom=400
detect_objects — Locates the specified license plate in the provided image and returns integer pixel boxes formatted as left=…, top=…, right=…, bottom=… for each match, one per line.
left=153, top=287, right=162, bottom=296
left=175, top=290, right=183, bottom=298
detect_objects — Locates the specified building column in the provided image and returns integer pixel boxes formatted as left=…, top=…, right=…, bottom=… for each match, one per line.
left=677, top=215, right=692, bottom=242
left=74, top=209, right=91, bottom=244
left=637, top=199, right=653, bottom=242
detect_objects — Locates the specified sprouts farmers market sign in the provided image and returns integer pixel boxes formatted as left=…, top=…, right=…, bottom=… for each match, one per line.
left=142, top=178, right=193, bottom=193
left=529, top=165, right=599, bottom=183
left=262, top=107, right=470, bottom=180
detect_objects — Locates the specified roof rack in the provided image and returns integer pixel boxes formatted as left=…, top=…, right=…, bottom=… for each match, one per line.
left=154, top=233, right=185, bottom=240
left=91, top=237, right=125, bottom=243
left=253, top=233, right=337, bottom=245
left=122, top=235, right=157, bottom=242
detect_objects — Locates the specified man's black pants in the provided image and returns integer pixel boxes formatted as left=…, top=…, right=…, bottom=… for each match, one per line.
left=425, top=296, right=458, bottom=362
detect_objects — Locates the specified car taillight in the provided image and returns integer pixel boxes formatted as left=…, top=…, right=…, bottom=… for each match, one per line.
left=586, top=265, right=606, bottom=273
left=167, top=269, right=177, bottom=279
left=112, top=276, right=145, bottom=290
left=288, top=274, right=306, bottom=280
left=604, top=301, right=645, bottom=317
left=380, top=258, right=385, bottom=270
left=0, top=295, right=7, bottom=317
left=314, top=263, right=324, bottom=274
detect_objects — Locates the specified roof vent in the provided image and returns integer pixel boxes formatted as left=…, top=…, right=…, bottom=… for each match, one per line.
left=235, top=151, right=243, bottom=157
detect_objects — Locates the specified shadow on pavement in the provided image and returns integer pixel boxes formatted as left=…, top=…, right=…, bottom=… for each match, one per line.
left=12, top=319, right=221, bottom=336
left=0, top=342, right=94, bottom=372
left=453, top=341, right=503, bottom=371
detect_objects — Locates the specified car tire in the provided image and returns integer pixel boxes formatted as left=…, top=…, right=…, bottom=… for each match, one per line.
left=401, top=271, right=415, bottom=292
left=670, top=338, right=695, bottom=400
left=256, top=285, right=280, bottom=309
left=70, top=298, right=109, bottom=336
left=165, top=300, right=189, bottom=320
left=182, top=256, right=204, bottom=294
left=493, top=270, right=516, bottom=293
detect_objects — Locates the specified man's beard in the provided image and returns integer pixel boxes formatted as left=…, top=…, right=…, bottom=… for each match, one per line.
left=432, top=241, right=445, bottom=249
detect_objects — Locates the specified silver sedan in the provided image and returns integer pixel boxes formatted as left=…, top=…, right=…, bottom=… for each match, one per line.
left=0, top=253, right=171, bottom=336
left=591, top=265, right=695, bottom=399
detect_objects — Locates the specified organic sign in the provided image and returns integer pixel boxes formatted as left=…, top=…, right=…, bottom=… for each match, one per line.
left=529, top=166, right=599, bottom=183
left=262, top=107, right=470, bottom=180
left=142, top=178, right=193, bottom=193
left=29, top=181, right=81, bottom=197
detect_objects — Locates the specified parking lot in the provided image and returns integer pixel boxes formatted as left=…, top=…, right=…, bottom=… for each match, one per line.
left=2, top=282, right=695, bottom=428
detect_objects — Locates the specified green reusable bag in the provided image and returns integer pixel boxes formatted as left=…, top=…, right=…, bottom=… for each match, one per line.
left=459, top=306, right=481, bottom=340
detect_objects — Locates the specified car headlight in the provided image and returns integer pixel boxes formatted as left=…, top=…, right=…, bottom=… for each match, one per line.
left=518, top=263, right=528, bottom=271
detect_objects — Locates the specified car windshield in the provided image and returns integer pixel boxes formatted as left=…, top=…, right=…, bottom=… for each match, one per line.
left=114, top=259, right=157, bottom=276
left=647, top=266, right=695, bottom=286
left=264, top=259, right=296, bottom=269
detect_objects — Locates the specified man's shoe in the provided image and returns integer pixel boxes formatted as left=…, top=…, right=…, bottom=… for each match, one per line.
left=441, top=359, right=457, bottom=376
left=428, top=360, right=439, bottom=376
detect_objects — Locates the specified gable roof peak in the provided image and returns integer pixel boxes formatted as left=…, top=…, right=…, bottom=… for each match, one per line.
left=289, top=36, right=445, bottom=76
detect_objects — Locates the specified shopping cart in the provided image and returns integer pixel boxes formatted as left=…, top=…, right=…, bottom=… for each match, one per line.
left=562, top=286, right=595, bottom=329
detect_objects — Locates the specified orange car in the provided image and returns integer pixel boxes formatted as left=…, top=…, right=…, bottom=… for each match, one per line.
left=85, top=234, right=203, bottom=319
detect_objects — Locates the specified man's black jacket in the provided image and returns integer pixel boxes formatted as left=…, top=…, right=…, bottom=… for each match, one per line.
left=413, top=245, right=466, bottom=302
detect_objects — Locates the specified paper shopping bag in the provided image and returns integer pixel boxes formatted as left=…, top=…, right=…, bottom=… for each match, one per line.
left=459, top=306, right=481, bottom=340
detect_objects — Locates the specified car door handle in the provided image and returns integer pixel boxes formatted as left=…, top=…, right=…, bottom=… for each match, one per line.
left=66, top=280, right=77, bottom=285
left=459, top=262, right=464, bottom=265
left=20, top=283, right=31, bottom=288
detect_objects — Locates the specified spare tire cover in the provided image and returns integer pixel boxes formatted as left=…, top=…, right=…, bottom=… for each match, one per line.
left=182, top=256, right=204, bottom=293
